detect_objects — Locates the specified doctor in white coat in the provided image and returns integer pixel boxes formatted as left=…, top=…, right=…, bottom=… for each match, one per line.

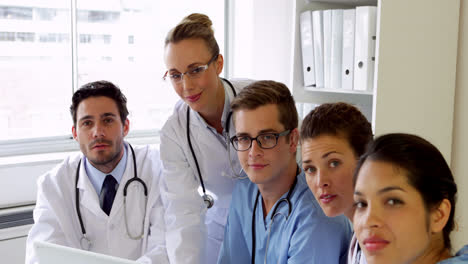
left=25, top=81, right=168, bottom=264
left=161, top=13, right=252, bottom=264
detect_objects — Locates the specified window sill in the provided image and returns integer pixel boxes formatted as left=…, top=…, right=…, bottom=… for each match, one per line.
left=0, top=129, right=160, bottom=168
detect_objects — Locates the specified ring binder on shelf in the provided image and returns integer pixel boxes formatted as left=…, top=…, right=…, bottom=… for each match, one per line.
left=300, top=10, right=316, bottom=87
left=353, top=6, right=377, bottom=92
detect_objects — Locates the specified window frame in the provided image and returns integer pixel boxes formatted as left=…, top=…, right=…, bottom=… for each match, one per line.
left=0, top=0, right=231, bottom=162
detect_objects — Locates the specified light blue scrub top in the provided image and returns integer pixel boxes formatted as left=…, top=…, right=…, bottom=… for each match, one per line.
left=439, top=245, right=468, bottom=263
left=217, top=168, right=353, bottom=264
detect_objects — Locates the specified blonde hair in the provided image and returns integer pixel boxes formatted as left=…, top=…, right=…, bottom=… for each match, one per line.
left=165, top=13, right=220, bottom=57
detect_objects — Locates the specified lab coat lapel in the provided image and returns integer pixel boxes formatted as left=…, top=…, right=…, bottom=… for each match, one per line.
left=77, top=162, right=105, bottom=217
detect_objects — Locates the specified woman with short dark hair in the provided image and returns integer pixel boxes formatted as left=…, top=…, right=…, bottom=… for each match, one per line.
left=300, top=102, right=373, bottom=263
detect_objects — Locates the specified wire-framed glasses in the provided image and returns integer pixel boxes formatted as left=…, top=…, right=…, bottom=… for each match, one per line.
left=230, top=130, right=291, bottom=152
left=163, top=54, right=218, bottom=84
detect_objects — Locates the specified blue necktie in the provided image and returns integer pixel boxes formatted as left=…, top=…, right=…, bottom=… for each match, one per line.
left=100, top=175, right=118, bottom=215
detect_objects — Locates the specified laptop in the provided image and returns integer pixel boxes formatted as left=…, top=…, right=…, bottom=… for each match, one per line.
left=34, top=241, right=138, bottom=264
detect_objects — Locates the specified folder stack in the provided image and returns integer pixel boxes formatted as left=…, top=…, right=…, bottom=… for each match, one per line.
left=299, top=6, right=377, bottom=91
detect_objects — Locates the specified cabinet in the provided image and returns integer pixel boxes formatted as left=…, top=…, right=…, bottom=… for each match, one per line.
left=0, top=224, right=31, bottom=264
left=291, top=0, right=460, bottom=162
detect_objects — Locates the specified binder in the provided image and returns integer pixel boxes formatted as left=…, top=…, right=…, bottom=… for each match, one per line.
left=299, top=10, right=316, bottom=87
left=312, top=10, right=324, bottom=88
left=342, top=9, right=355, bottom=90
left=330, top=9, right=344, bottom=90
left=323, top=10, right=332, bottom=89
left=353, top=6, right=377, bottom=92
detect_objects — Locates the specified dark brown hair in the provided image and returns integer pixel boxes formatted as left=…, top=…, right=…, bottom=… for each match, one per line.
left=300, top=102, right=372, bottom=157
left=70, top=80, right=128, bottom=126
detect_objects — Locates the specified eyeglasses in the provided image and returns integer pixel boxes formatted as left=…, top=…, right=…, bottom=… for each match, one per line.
left=230, top=130, right=291, bottom=152
left=163, top=54, right=218, bottom=84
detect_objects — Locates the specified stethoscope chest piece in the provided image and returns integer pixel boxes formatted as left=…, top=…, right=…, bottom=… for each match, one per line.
left=186, top=78, right=239, bottom=210
left=80, top=235, right=91, bottom=251
left=203, top=194, right=214, bottom=209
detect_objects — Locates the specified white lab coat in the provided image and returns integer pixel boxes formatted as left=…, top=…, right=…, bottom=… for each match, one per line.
left=160, top=78, right=252, bottom=264
left=25, top=144, right=169, bottom=264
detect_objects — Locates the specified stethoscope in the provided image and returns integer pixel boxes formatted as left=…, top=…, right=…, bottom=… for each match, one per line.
left=186, top=78, right=244, bottom=209
left=354, top=240, right=362, bottom=264
left=251, top=166, right=299, bottom=264
left=75, top=144, right=148, bottom=250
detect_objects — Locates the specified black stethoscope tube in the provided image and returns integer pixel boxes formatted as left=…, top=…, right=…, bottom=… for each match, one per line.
left=186, top=78, right=236, bottom=209
left=251, top=166, right=299, bottom=264
left=75, top=144, right=146, bottom=243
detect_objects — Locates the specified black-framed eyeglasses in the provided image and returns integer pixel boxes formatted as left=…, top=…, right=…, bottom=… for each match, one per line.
left=230, top=130, right=291, bottom=152
left=162, top=54, right=218, bottom=84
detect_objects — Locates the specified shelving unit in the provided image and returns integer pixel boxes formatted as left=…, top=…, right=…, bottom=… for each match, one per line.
left=291, top=0, right=376, bottom=117
left=290, top=0, right=460, bottom=162
left=302, top=87, right=373, bottom=105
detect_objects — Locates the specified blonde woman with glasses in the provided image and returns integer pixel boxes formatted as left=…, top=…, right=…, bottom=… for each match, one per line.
left=160, top=13, right=252, bottom=264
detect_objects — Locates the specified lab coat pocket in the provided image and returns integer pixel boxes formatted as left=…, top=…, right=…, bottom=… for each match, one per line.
left=205, top=206, right=229, bottom=242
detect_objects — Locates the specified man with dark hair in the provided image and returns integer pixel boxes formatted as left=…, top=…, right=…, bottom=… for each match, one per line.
left=26, top=81, right=169, bottom=264
left=217, top=80, right=352, bottom=264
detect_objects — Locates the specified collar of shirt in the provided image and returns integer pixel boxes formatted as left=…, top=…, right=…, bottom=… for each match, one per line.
left=257, top=167, right=305, bottom=228
left=194, top=79, right=234, bottom=134
left=84, top=143, right=128, bottom=195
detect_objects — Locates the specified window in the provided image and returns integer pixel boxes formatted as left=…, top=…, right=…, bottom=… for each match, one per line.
left=0, top=0, right=225, bottom=149
left=77, top=10, right=120, bottom=23
left=0, top=2, right=72, bottom=141
left=35, top=8, right=57, bottom=21
left=16, top=32, right=34, bottom=42
left=75, top=1, right=225, bottom=133
left=39, top=33, right=70, bottom=43
left=0, top=31, right=15, bottom=41
left=0, top=6, right=32, bottom=20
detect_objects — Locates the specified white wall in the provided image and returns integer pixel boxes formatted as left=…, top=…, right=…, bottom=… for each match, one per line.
left=231, top=0, right=294, bottom=85
left=0, top=236, right=28, bottom=264
left=451, top=0, right=468, bottom=251
left=372, top=0, right=459, bottom=163
left=0, top=160, right=59, bottom=208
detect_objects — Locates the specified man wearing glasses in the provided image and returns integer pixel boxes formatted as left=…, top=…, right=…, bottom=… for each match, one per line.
left=217, top=80, right=352, bottom=264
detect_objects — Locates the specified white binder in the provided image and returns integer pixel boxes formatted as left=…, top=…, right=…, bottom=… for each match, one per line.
left=342, top=9, right=356, bottom=90
left=312, top=10, right=324, bottom=88
left=323, top=9, right=332, bottom=89
left=330, top=9, right=344, bottom=90
left=353, top=6, right=377, bottom=92
left=300, top=10, right=316, bottom=87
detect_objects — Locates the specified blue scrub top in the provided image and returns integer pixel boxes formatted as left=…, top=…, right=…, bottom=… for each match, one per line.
left=439, top=245, right=468, bottom=263
left=218, top=168, right=353, bottom=264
